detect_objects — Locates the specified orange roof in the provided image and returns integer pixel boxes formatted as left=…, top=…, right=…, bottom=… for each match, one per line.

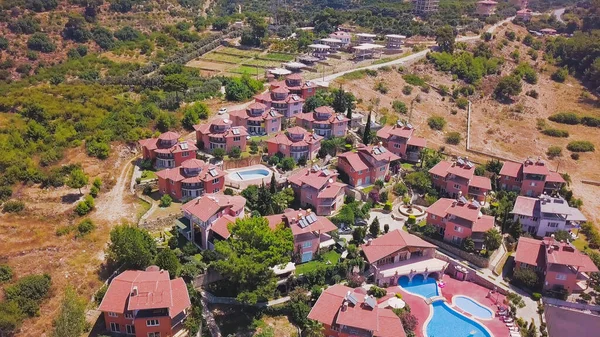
left=546, top=171, right=566, bottom=183
left=158, top=131, right=180, bottom=141
left=98, top=269, right=191, bottom=317
left=211, top=214, right=237, bottom=239
left=514, top=237, right=545, bottom=267
left=470, top=175, right=492, bottom=190
left=182, top=194, right=246, bottom=222
left=427, top=198, right=483, bottom=223
left=338, top=151, right=370, bottom=171
left=361, top=229, right=436, bottom=263
left=281, top=209, right=337, bottom=236
left=523, top=160, right=549, bottom=175
left=472, top=215, right=495, bottom=233
left=499, top=161, right=522, bottom=177
left=156, top=160, right=224, bottom=184
left=318, top=182, right=346, bottom=199
left=428, top=160, right=452, bottom=177
left=288, top=166, right=340, bottom=190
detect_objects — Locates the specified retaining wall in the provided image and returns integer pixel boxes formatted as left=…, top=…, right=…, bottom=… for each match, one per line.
left=411, top=231, right=490, bottom=268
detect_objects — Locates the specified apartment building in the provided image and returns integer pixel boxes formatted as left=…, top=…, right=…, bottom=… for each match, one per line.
left=287, top=165, right=346, bottom=216
left=499, top=157, right=566, bottom=196
left=138, top=131, right=197, bottom=169
left=337, top=144, right=400, bottom=187
left=429, top=158, right=492, bottom=203
left=194, top=118, right=248, bottom=153
left=266, top=126, right=322, bottom=162
left=376, top=121, right=427, bottom=162
left=156, top=159, right=225, bottom=201
left=511, top=195, right=587, bottom=237
left=295, top=106, right=349, bottom=138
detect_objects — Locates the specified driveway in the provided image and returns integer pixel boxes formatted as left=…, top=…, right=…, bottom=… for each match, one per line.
left=367, top=210, right=404, bottom=233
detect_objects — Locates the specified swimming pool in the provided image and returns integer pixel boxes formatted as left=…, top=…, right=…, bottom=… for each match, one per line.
left=398, top=275, right=439, bottom=299
left=426, top=301, right=492, bottom=337
left=454, top=296, right=494, bottom=319
left=227, top=168, right=270, bottom=181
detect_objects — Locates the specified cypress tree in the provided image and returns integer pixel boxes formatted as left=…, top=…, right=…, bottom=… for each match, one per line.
left=363, top=111, right=372, bottom=145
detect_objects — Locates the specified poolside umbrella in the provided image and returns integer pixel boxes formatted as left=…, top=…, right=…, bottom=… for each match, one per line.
left=387, top=297, right=406, bottom=309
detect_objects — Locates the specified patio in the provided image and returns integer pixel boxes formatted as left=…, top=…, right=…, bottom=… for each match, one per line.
left=376, top=256, right=448, bottom=281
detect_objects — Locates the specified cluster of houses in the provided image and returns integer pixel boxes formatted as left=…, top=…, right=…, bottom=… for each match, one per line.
left=308, top=31, right=406, bottom=60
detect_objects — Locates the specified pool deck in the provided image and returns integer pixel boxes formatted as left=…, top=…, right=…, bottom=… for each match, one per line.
left=224, top=164, right=279, bottom=190
left=385, top=275, right=508, bottom=337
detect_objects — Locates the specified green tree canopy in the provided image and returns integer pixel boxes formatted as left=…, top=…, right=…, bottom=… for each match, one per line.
left=66, top=168, right=88, bottom=194
left=51, top=287, right=86, bottom=337
left=213, top=217, right=294, bottom=304
left=484, top=228, right=502, bottom=251
left=107, top=224, right=157, bottom=270
left=155, top=248, right=181, bottom=278
left=435, top=25, right=456, bottom=54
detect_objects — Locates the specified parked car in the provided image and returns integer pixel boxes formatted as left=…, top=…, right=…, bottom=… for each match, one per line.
left=218, top=107, right=227, bottom=115
left=355, top=219, right=368, bottom=226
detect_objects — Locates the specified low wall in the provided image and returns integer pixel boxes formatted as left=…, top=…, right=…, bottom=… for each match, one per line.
left=410, top=231, right=490, bottom=268
left=438, top=254, right=508, bottom=295
left=581, top=180, right=600, bottom=187
left=140, top=212, right=183, bottom=231
left=543, top=297, right=600, bottom=312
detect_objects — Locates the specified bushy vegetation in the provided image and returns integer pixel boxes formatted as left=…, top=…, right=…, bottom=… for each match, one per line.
left=445, top=132, right=462, bottom=145
left=541, top=128, right=569, bottom=137
left=548, top=112, right=600, bottom=127
left=427, top=116, right=446, bottom=130
left=0, top=273, right=52, bottom=335
left=566, top=141, right=595, bottom=152
left=428, top=51, right=503, bottom=84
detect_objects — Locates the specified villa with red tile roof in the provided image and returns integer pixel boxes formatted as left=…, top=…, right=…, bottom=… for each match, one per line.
left=156, top=159, right=225, bottom=201
left=194, top=118, right=248, bottom=153
left=499, top=157, right=565, bottom=197
left=268, top=73, right=319, bottom=100
left=266, top=209, right=337, bottom=262
left=426, top=197, right=496, bottom=248
left=361, top=229, right=448, bottom=287
left=511, top=194, right=587, bottom=237
left=253, top=76, right=309, bottom=119
left=516, top=8, right=533, bottom=21
left=98, top=266, right=191, bottom=337
left=295, top=106, right=349, bottom=138
left=307, top=284, right=406, bottom=337
left=178, top=193, right=246, bottom=250
left=429, top=158, right=492, bottom=202
left=228, top=102, right=283, bottom=135
left=476, top=0, right=498, bottom=16
left=376, top=122, right=427, bottom=162
left=337, top=144, right=400, bottom=187
left=287, top=165, right=346, bottom=216
left=329, top=31, right=352, bottom=46
left=266, top=126, right=322, bottom=162
left=514, top=237, right=599, bottom=293
left=138, top=131, right=198, bottom=169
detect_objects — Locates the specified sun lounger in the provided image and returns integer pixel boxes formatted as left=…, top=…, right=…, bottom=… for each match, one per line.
left=506, top=322, right=514, bottom=327
left=504, top=317, right=514, bottom=323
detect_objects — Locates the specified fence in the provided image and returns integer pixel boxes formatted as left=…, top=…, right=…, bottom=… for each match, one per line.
left=410, top=231, right=490, bottom=268
left=543, top=297, right=600, bottom=312
left=201, top=290, right=268, bottom=307
left=438, top=254, right=509, bottom=296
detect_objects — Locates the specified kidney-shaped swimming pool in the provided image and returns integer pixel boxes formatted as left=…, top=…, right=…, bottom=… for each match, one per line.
left=453, top=295, right=494, bottom=319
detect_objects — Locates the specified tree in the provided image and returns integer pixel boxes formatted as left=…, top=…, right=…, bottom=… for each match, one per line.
left=269, top=173, right=277, bottom=194
left=181, top=103, right=209, bottom=130
left=155, top=249, right=181, bottom=278
left=0, top=301, right=23, bottom=336
left=462, top=237, right=475, bottom=252
left=393, top=309, right=418, bottom=334
left=332, top=87, right=347, bottom=113
left=62, top=15, right=91, bottom=42
left=484, top=228, right=502, bottom=251
left=392, top=100, right=408, bottom=114
left=508, top=218, right=523, bottom=240
left=352, top=226, right=366, bottom=244
left=66, top=168, right=88, bottom=195
left=27, top=33, right=56, bottom=52
left=280, top=157, right=296, bottom=171
left=0, top=264, right=13, bottom=283
left=494, top=76, right=522, bottom=100
left=273, top=188, right=294, bottom=214
left=164, top=74, right=190, bottom=100
left=257, top=181, right=274, bottom=215
left=212, top=147, right=225, bottom=160
left=363, top=111, right=372, bottom=145
left=304, top=320, right=325, bottom=337
left=513, top=268, right=539, bottom=289
left=228, top=147, right=242, bottom=159
left=51, top=287, right=86, bottom=337
left=436, top=25, right=456, bottom=54
left=384, top=224, right=390, bottom=233
left=107, top=225, right=157, bottom=270
left=553, top=230, right=570, bottom=243
left=160, top=194, right=172, bottom=207
left=404, top=171, right=432, bottom=193
left=213, top=217, right=293, bottom=304
left=369, top=217, right=380, bottom=238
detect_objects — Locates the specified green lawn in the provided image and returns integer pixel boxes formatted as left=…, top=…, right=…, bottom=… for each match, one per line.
left=401, top=163, right=416, bottom=172
left=230, top=65, right=262, bottom=75
left=202, top=53, right=248, bottom=64
left=572, top=232, right=589, bottom=251
left=141, top=170, right=157, bottom=180
left=218, top=47, right=259, bottom=57
left=295, top=250, right=341, bottom=275
left=250, top=134, right=271, bottom=143
left=262, top=53, right=296, bottom=62
left=362, top=185, right=375, bottom=195
left=244, top=59, right=280, bottom=68
left=136, top=198, right=152, bottom=220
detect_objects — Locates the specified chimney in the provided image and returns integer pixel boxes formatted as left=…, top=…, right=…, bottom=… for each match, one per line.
left=452, top=200, right=457, bottom=207
left=548, top=246, right=554, bottom=254
left=131, top=286, right=138, bottom=296
left=366, top=238, right=373, bottom=246
left=341, top=300, right=348, bottom=311
left=307, top=208, right=312, bottom=214
left=379, top=141, right=383, bottom=147
left=298, top=212, right=303, bottom=219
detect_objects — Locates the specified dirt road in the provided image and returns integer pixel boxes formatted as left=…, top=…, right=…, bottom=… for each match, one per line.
left=94, top=150, right=138, bottom=224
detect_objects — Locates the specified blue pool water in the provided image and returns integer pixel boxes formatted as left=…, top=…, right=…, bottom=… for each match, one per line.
left=398, top=275, right=439, bottom=298
left=427, top=301, right=492, bottom=337
left=454, top=296, right=493, bottom=319
left=228, top=168, right=270, bottom=181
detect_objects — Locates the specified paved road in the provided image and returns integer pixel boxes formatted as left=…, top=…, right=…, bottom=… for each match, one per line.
left=553, top=7, right=566, bottom=24
left=320, top=16, right=515, bottom=83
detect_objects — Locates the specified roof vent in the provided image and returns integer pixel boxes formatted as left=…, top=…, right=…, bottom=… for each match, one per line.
left=366, top=238, right=373, bottom=246
left=132, top=286, right=138, bottom=296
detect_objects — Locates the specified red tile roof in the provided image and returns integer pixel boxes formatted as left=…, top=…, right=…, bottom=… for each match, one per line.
left=98, top=269, right=191, bottom=317
left=338, top=151, right=370, bottom=171
left=499, top=161, right=522, bottom=177
left=156, top=160, right=224, bottom=184
left=472, top=215, right=495, bottom=233
left=182, top=194, right=246, bottom=222
left=282, top=209, right=337, bottom=236
left=158, top=131, right=180, bottom=141
left=522, top=161, right=549, bottom=175
left=407, top=136, right=427, bottom=148
left=511, top=196, right=538, bottom=217
left=543, top=238, right=599, bottom=272
left=446, top=162, right=475, bottom=180
left=266, top=127, right=322, bottom=147
left=470, top=175, right=492, bottom=190
left=361, top=229, right=436, bottom=263
left=286, top=73, right=302, bottom=80
left=514, top=237, right=545, bottom=267
left=376, top=125, right=414, bottom=140
left=428, top=160, right=452, bottom=177
left=287, top=166, right=339, bottom=190
left=317, top=182, right=346, bottom=199
left=248, top=102, right=267, bottom=110
left=427, top=198, right=484, bottom=223
left=358, top=145, right=401, bottom=163
left=211, top=214, right=236, bottom=239
left=315, top=106, right=335, bottom=114
left=546, top=171, right=566, bottom=183
left=307, top=284, right=406, bottom=337
left=272, top=86, right=289, bottom=94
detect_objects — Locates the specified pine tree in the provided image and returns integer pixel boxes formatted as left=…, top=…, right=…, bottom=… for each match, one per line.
left=346, top=99, right=353, bottom=127
left=332, top=86, right=346, bottom=113
left=363, top=111, right=372, bottom=145
left=369, top=217, right=380, bottom=238
left=269, top=173, right=277, bottom=194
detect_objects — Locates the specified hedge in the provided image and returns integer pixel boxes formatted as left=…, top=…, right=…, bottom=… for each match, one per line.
left=541, top=128, right=569, bottom=137
left=566, top=141, right=595, bottom=152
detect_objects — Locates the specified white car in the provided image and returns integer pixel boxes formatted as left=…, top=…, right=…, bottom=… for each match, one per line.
left=218, top=108, right=227, bottom=115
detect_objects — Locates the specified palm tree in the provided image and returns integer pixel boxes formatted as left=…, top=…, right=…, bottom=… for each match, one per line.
left=303, top=319, right=324, bottom=337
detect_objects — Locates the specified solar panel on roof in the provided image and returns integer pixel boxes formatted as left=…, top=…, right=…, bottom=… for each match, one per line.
left=472, top=200, right=481, bottom=208
left=179, top=142, right=189, bottom=150
left=347, top=293, right=358, bottom=305
left=209, top=169, right=218, bottom=177
left=232, top=128, right=240, bottom=135
left=299, top=218, right=309, bottom=228
left=322, top=169, right=330, bottom=176
left=457, top=158, right=465, bottom=165
left=397, top=121, right=404, bottom=127
left=406, top=123, right=413, bottom=129
left=312, top=164, right=320, bottom=171
left=458, top=196, right=468, bottom=204
left=307, top=213, right=317, bottom=224
left=365, top=296, right=377, bottom=309
left=373, top=148, right=381, bottom=155
left=336, top=114, right=344, bottom=121
left=379, top=147, right=386, bottom=153
left=466, top=161, right=474, bottom=168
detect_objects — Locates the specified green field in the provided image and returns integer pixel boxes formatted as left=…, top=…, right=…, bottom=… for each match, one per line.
left=261, top=53, right=296, bottom=62
left=244, top=59, right=281, bottom=68
left=229, top=65, right=262, bottom=75
left=217, top=47, right=259, bottom=57
left=295, top=250, right=341, bottom=275
left=202, top=53, right=248, bottom=64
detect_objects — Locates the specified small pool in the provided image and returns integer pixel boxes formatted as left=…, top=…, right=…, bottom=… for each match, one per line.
left=454, top=296, right=494, bottom=319
left=398, top=275, right=439, bottom=299
left=227, top=168, right=270, bottom=181
left=427, top=301, right=492, bottom=337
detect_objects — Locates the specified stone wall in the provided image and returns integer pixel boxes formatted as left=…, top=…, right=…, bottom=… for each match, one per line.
left=139, top=212, right=183, bottom=231
left=438, top=253, right=508, bottom=295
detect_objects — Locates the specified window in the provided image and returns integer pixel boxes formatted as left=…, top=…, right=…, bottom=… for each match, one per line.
left=393, top=143, right=400, bottom=148
left=505, top=176, right=509, bottom=180
left=182, top=151, right=189, bottom=157
left=431, top=215, right=437, bottom=220
left=147, top=319, right=160, bottom=327
left=126, top=325, right=135, bottom=334
left=125, top=313, right=133, bottom=319
left=530, top=182, right=536, bottom=187
left=556, top=273, right=567, bottom=281
left=272, top=127, right=276, bottom=132
left=454, top=226, right=463, bottom=233
left=108, top=312, right=118, bottom=317
left=212, top=178, right=219, bottom=184
left=110, top=323, right=120, bottom=332
left=302, top=241, right=312, bottom=248
left=453, top=184, right=461, bottom=189
left=380, top=166, right=385, bottom=172
left=170, top=180, right=174, bottom=185
left=548, top=222, right=559, bottom=228
left=148, top=333, right=161, bottom=337
left=233, top=136, right=241, bottom=141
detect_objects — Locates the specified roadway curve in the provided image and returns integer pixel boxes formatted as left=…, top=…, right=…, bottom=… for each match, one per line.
left=321, top=16, right=515, bottom=83
left=553, top=8, right=566, bottom=24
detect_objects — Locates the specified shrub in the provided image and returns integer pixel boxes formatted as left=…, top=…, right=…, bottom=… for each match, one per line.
left=570, top=153, right=580, bottom=160
left=581, top=116, right=600, bottom=127
left=392, top=100, right=408, bottom=114
left=402, top=86, right=413, bottom=95
left=427, top=116, right=446, bottom=130
left=567, top=141, right=595, bottom=152
left=402, top=74, right=426, bottom=86
left=541, top=129, right=569, bottom=137
left=407, top=215, right=416, bottom=225
left=526, top=90, right=539, bottom=98
left=368, top=286, right=387, bottom=298
left=76, top=218, right=95, bottom=237
left=75, top=195, right=95, bottom=216
left=439, top=85, right=449, bottom=96
left=90, top=186, right=99, bottom=198
left=227, top=147, right=242, bottom=159
left=513, top=268, right=539, bottom=289
left=365, top=69, right=378, bottom=76
left=375, top=81, right=388, bottom=94
left=0, top=264, right=13, bottom=283
left=456, top=97, right=468, bottom=110
left=224, top=188, right=234, bottom=196
left=393, top=183, right=408, bottom=196
left=551, top=67, right=568, bottom=82
left=532, top=293, right=542, bottom=301
left=383, top=202, right=392, bottom=211
left=27, top=33, right=56, bottom=53
left=92, top=178, right=102, bottom=189
left=160, top=194, right=173, bottom=207
left=549, top=112, right=580, bottom=125
left=2, top=200, right=25, bottom=213
left=279, top=157, right=295, bottom=171
left=546, top=146, right=562, bottom=159
left=445, top=132, right=461, bottom=145
left=212, top=147, right=225, bottom=160
left=494, top=75, right=522, bottom=100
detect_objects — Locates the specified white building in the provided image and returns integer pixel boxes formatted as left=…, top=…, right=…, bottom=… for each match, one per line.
left=511, top=195, right=587, bottom=237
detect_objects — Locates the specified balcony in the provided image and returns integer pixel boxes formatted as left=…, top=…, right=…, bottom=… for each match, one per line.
left=314, top=123, right=331, bottom=129
left=524, top=174, right=545, bottom=181
left=209, top=137, right=226, bottom=143
left=156, top=153, right=174, bottom=159
left=247, top=120, right=262, bottom=126
left=156, top=158, right=175, bottom=168
left=291, top=146, right=309, bottom=152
